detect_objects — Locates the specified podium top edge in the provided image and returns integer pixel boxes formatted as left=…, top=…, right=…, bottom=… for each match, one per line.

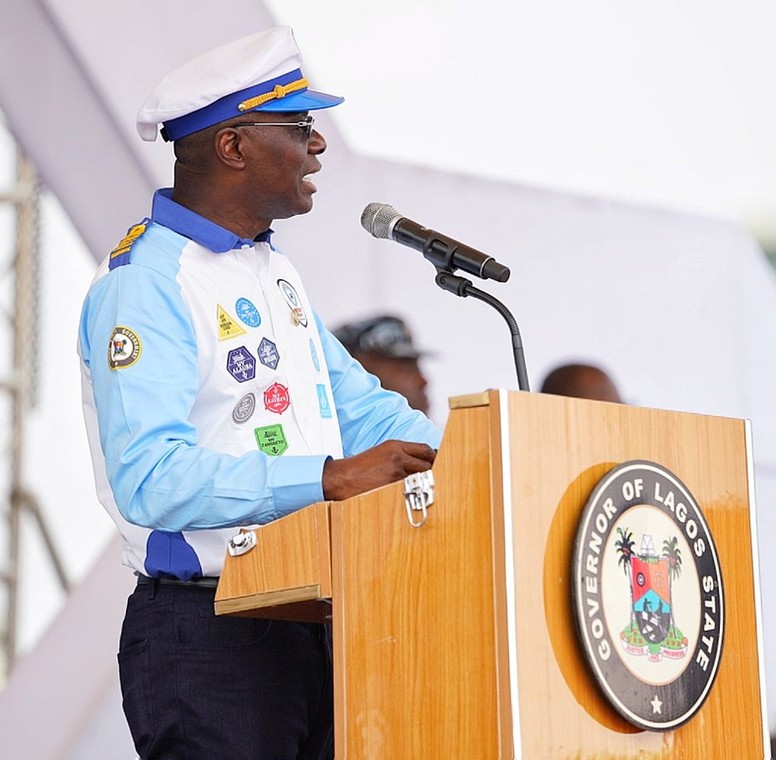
left=448, top=391, right=492, bottom=410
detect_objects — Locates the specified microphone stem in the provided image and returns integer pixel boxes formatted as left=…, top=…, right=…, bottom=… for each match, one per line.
left=434, top=270, right=530, bottom=392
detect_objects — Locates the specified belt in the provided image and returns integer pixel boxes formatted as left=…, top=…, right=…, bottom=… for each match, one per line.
left=135, top=573, right=220, bottom=589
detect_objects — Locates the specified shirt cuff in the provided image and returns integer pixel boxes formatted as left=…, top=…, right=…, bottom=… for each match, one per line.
left=266, top=454, right=329, bottom=517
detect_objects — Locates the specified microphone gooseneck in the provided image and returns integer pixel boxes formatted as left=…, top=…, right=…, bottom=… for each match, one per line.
left=359, top=202, right=529, bottom=390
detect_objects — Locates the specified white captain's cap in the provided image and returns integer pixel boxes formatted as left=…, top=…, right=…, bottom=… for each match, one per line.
left=136, top=26, right=343, bottom=142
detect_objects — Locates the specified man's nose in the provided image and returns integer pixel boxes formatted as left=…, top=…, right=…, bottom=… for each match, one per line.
left=309, top=129, right=326, bottom=154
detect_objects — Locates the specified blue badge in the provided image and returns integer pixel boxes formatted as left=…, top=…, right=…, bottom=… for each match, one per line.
left=316, top=384, right=332, bottom=419
left=277, top=279, right=300, bottom=308
left=258, top=338, right=280, bottom=370
left=226, top=346, right=256, bottom=383
left=235, top=298, right=261, bottom=328
left=309, top=338, right=321, bottom=372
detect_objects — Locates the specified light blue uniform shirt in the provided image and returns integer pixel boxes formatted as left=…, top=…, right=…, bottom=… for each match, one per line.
left=79, top=189, right=442, bottom=578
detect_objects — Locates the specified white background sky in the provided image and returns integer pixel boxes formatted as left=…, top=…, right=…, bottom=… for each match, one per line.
left=264, top=0, right=776, bottom=249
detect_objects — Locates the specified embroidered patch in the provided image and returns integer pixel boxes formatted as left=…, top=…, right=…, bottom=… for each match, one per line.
left=255, top=424, right=288, bottom=456
left=309, top=338, right=320, bottom=372
left=316, top=384, right=332, bottom=418
left=109, top=220, right=149, bottom=270
left=226, top=347, right=256, bottom=383
left=258, top=337, right=280, bottom=370
left=232, top=393, right=256, bottom=424
left=277, top=279, right=307, bottom=327
left=263, top=382, right=290, bottom=414
left=235, top=298, right=261, bottom=328
left=108, top=326, right=142, bottom=370
left=217, top=305, right=247, bottom=341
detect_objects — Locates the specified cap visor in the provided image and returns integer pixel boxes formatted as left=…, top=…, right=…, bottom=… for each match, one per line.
left=256, top=89, right=344, bottom=112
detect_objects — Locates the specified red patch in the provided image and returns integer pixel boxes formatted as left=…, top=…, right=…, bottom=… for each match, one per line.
left=263, top=382, right=291, bottom=414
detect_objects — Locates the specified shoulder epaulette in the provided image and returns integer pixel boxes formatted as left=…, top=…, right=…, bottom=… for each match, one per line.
left=109, top=218, right=151, bottom=270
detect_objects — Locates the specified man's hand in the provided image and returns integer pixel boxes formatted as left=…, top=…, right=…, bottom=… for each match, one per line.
left=322, top=440, right=436, bottom=502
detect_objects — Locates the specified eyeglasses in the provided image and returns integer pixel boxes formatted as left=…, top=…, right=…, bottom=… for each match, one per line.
left=234, top=115, right=315, bottom=138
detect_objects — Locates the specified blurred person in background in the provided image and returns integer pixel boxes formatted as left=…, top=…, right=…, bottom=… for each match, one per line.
left=539, top=362, right=623, bottom=403
left=333, top=314, right=432, bottom=415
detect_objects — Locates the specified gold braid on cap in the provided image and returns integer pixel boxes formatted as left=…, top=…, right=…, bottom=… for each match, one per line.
left=238, top=77, right=309, bottom=111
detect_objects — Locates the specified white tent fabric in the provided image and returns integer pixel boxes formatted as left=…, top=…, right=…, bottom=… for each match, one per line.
left=0, top=1, right=775, bottom=755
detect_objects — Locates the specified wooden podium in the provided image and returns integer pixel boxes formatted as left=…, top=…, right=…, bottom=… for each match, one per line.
left=215, top=390, right=769, bottom=758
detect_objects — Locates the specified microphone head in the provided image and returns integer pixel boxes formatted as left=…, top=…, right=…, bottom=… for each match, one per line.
left=360, top=202, right=401, bottom=239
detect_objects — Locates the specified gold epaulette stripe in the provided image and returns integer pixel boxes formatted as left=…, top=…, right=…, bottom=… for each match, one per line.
left=110, top=222, right=148, bottom=258
left=238, top=78, right=308, bottom=111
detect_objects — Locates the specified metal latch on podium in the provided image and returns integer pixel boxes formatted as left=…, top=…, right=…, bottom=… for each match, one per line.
left=227, top=529, right=257, bottom=556
left=403, top=470, right=435, bottom=528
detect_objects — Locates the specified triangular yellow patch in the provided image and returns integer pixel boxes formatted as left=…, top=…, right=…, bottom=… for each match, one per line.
left=217, top=305, right=247, bottom=340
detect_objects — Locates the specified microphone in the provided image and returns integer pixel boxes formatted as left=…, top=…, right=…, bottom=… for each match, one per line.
left=360, top=203, right=510, bottom=283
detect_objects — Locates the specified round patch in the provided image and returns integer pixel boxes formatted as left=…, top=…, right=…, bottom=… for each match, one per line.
left=571, top=460, right=724, bottom=731
left=263, top=382, right=291, bottom=414
left=232, top=393, right=256, bottom=424
left=277, top=279, right=307, bottom=327
left=108, top=326, right=142, bottom=370
left=235, top=298, right=261, bottom=328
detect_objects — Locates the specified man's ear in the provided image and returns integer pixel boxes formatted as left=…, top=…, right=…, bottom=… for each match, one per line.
left=214, top=127, right=247, bottom=170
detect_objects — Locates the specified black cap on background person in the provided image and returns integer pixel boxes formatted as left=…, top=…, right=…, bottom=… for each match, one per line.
left=334, top=315, right=432, bottom=415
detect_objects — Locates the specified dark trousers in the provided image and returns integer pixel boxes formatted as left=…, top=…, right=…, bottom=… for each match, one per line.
left=118, top=580, right=334, bottom=759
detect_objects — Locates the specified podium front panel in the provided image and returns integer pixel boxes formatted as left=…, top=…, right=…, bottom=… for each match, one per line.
left=501, top=390, right=767, bottom=758
left=331, top=401, right=511, bottom=759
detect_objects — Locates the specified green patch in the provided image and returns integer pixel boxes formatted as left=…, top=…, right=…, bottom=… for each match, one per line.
left=254, top=423, right=288, bottom=456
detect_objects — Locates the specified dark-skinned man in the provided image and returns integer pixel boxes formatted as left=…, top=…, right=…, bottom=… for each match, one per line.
left=78, top=26, right=439, bottom=760
left=540, top=362, right=623, bottom=403
left=334, top=314, right=432, bottom=415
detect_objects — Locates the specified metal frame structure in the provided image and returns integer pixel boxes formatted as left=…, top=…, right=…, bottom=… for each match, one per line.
left=0, top=145, right=69, bottom=681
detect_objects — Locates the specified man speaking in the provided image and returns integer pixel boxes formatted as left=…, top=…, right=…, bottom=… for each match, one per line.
left=78, top=26, right=440, bottom=760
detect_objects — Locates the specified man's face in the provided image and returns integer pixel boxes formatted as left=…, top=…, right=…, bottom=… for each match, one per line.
left=239, top=111, right=326, bottom=222
left=356, top=352, right=430, bottom=416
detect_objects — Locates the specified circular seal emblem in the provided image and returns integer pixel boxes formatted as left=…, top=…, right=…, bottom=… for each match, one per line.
left=232, top=393, right=256, bottom=424
left=277, top=279, right=308, bottom=327
left=571, top=460, right=724, bottom=730
left=108, top=326, right=142, bottom=370
left=235, top=297, right=261, bottom=328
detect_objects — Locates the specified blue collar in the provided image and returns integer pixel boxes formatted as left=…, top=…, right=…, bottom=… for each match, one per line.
left=151, top=188, right=272, bottom=252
